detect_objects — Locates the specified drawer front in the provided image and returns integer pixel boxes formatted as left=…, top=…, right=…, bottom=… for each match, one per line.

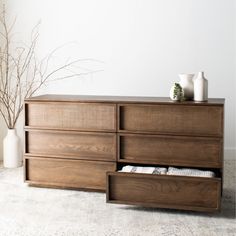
left=119, top=104, right=223, bottom=136
left=26, top=130, right=116, bottom=161
left=119, top=134, right=222, bottom=167
left=107, top=172, right=221, bottom=212
left=25, top=157, right=116, bottom=191
left=25, top=102, right=116, bottom=131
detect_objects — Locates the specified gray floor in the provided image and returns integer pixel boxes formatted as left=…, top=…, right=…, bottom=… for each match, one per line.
left=0, top=161, right=235, bottom=236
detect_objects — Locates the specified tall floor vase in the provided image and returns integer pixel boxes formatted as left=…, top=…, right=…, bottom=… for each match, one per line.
left=3, top=129, right=22, bottom=168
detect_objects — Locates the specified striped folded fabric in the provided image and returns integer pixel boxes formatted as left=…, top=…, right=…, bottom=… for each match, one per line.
left=167, top=167, right=215, bottom=178
left=119, top=165, right=167, bottom=175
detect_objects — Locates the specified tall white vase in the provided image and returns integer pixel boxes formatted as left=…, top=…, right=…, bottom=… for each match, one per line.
left=194, top=71, right=208, bottom=101
left=3, top=129, right=22, bottom=168
left=179, top=74, right=194, bottom=100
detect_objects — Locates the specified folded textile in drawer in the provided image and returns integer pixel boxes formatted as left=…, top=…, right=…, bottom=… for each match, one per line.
left=167, top=167, right=215, bottom=178
left=119, top=165, right=167, bottom=174
left=118, top=165, right=215, bottom=178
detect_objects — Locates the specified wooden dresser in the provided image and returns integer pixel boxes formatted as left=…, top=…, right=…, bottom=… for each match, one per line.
left=24, top=95, right=224, bottom=212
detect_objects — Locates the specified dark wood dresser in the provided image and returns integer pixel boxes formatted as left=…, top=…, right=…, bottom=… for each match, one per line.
left=24, top=95, right=224, bottom=212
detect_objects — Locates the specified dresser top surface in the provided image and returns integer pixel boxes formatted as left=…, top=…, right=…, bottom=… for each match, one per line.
left=25, top=94, right=225, bottom=105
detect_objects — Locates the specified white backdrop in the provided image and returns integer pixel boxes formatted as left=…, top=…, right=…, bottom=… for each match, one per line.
left=0, top=0, right=235, bottom=159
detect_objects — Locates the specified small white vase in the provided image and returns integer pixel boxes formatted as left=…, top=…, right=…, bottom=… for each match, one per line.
left=3, top=129, right=22, bottom=168
left=194, top=71, right=208, bottom=102
left=179, top=73, right=194, bottom=100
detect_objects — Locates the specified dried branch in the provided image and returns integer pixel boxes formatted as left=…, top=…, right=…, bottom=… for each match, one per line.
left=0, top=6, right=97, bottom=129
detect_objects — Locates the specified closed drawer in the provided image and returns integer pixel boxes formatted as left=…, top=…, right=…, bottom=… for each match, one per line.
left=25, top=102, right=116, bottom=131
left=107, top=172, right=221, bottom=212
left=119, top=104, right=223, bottom=136
left=118, top=134, right=222, bottom=168
left=25, top=130, right=116, bottom=162
left=25, top=157, right=116, bottom=191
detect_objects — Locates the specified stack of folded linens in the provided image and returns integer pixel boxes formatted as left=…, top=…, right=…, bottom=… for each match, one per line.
left=119, top=165, right=167, bottom=175
left=167, top=167, right=215, bottom=178
left=119, top=165, right=215, bottom=178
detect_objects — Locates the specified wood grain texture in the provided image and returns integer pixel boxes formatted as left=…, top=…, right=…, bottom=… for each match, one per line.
left=25, top=157, right=116, bottom=191
left=25, top=94, right=225, bottom=105
left=26, top=130, right=116, bottom=161
left=25, top=102, right=116, bottom=131
left=107, top=172, right=221, bottom=212
left=24, top=95, right=224, bottom=211
left=118, top=134, right=222, bottom=168
left=119, top=104, right=223, bottom=136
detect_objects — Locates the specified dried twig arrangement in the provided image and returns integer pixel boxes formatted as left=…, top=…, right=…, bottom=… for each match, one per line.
left=0, top=7, right=96, bottom=129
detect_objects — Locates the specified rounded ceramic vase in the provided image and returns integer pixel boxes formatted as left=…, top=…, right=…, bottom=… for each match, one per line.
left=179, top=73, right=194, bottom=100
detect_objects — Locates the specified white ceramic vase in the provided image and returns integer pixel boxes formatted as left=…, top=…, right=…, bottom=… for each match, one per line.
left=194, top=71, right=208, bottom=102
left=3, top=129, right=22, bottom=168
left=179, top=73, right=194, bottom=100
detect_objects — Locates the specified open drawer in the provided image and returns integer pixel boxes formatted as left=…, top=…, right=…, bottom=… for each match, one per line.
left=106, top=172, right=221, bottom=212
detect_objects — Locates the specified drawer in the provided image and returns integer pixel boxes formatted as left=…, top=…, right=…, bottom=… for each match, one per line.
left=25, top=130, right=116, bottom=162
left=107, top=172, right=221, bottom=212
left=25, top=102, right=116, bottom=131
left=118, top=134, right=222, bottom=168
left=25, top=157, right=116, bottom=191
left=118, top=104, right=223, bottom=136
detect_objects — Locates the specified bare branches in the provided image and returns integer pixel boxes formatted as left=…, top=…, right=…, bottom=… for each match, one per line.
left=0, top=7, right=96, bottom=129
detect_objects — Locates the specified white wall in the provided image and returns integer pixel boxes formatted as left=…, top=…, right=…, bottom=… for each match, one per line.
left=0, top=0, right=235, bottom=160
